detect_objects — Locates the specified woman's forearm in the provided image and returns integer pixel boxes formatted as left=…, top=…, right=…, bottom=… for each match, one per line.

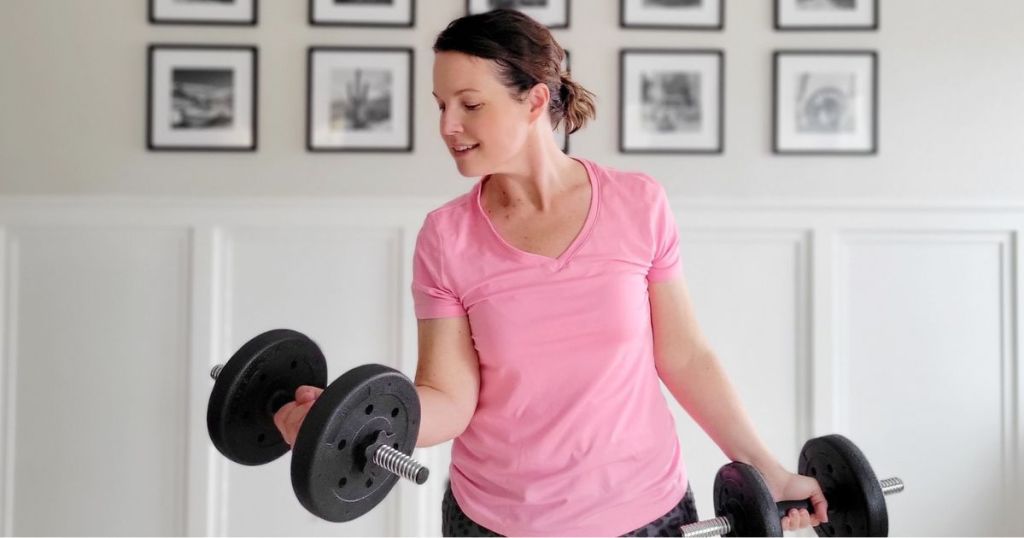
left=657, top=352, right=785, bottom=474
left=414, top=384, right=472, bottom=448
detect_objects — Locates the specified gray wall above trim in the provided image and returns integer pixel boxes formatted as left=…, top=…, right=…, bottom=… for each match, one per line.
left=0, top=0, right=1022, bottom=201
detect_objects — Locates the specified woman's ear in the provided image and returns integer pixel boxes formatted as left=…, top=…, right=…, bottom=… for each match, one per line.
left=527, top=83, right=550, bottom=123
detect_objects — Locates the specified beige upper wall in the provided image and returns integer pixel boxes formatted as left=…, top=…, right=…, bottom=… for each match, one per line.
left=1, top=0, right=1021, bottom=200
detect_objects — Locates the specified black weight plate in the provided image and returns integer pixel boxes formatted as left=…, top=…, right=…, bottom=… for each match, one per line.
left=291, top=364, right=420, bottom=522
left=714, top=462, right=783, bottom=537
left=207, top=329, right=328, bottom=466
left=799, top=434, right=887, bottom=537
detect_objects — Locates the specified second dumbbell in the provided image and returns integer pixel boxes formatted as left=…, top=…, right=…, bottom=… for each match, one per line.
left=681, top=435, right=904, bottom=537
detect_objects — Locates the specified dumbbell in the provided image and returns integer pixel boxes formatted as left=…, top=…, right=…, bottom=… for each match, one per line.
left=681, top=435, right=904, bottom=537
left=206, top=328, right=430, bottom=522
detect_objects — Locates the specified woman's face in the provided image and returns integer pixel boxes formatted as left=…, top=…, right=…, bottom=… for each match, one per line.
left=433, top=51, right=541, bottom=177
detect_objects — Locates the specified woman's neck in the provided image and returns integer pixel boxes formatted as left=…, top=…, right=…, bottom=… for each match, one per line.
left=484, top=130, right=582, bottom=214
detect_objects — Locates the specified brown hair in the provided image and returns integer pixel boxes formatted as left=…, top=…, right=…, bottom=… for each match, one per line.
left=433, top=9, right=597, bottom=135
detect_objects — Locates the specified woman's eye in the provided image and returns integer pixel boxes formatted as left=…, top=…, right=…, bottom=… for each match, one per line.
left=436, top=103, right=479, bottom=111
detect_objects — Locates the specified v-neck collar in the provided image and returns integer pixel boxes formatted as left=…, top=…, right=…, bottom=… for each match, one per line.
left=474, top=156, right=601, bottom=271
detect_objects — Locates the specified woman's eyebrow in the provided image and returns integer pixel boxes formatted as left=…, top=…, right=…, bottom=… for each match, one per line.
left=432, top=88, right=481, bottom=97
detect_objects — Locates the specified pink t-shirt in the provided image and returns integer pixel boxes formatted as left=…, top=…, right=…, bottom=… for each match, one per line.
left=411, top=157, right=687, bottom=536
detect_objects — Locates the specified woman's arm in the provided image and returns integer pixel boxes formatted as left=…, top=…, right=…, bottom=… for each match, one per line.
left=414, top=316, right=481, bottom=447
left=648, top=275, right=781, bottom=472
left=648, top=274, right=829, bottom=531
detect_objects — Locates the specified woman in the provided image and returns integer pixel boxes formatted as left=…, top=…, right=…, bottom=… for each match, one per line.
left=276, top=9, right=829, bottom=537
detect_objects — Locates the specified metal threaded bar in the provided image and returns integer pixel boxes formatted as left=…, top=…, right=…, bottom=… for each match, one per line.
left=210, top=364, right=224, bottom=380
left=681, top=516, right=732, bottom=537
left=880, top=477, right=904, bottom=496
left=373, top=444, right=430, bottom=485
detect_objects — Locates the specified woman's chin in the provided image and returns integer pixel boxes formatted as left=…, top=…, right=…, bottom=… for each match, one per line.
left=454, top=160, right=486, bottom=177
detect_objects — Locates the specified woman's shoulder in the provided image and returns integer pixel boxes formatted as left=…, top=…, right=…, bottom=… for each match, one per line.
left=421, top=186, right=477, bottom=232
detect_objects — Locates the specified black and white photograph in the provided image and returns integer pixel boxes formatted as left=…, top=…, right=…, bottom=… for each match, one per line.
left=773, top=50, right=877, bottom=154
left=309, top=0, right=414, bottom=27
left=149, top=0, right=257, bottom=25
left=553, top=50, right=571, bottom=153
left=619, top=49, right=723, bottom=154
left=466, top=0, right=570, bottom=29
left=775, top=0, right=877, bottom=30
left=307, top=47, right=413, bottom=152
left=620, top=0, right=723, bottom=30
left=147, top=45, right=257, bottom=151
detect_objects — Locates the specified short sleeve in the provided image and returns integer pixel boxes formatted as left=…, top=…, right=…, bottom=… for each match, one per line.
left=411, top=216, right=467, bottom=319
left=646, top=182, right=682, bottom=283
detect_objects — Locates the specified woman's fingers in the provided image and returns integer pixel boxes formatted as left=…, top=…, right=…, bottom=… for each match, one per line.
left=783, top=509, right=815, bottom=530
left=295, top=385, right=323, bottom=404
left=273, top=401, right=298, bottom=445
left=273, top=400, right=316, bottom=446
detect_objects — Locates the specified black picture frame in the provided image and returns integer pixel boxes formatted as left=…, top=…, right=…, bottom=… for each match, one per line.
left=147, top=44, right=258, bottom=152
left=465, top=0, right=570, bottom=29
left=554, top=49, right=571, bottom=153
left=774, top=0, right=878, bottom=31
left=148, top=0, right=258, bottom=26
left=772, top=50, right=878, bottom=155
left=619, top=49, right=725, bottom=155
left=620, top=0, right=724, bottom=31
left=306, top=46, right=415, bottom=153
left=309, top=0, right=415, bottom=28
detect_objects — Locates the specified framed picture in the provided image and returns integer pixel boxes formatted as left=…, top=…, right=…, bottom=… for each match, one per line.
left=619, top=49, right=723, bottom=154
left=466, top=0, right=570, bottom=29
left=620, top=0, right=723, bottom=30
left=775, top=0, right=877, bottom=31
left=773, top=50, right=878, bottom=155
left=309, top=0, right=414, bottom=27
left=149, top=0, right=257, bottom=26
left=307, top=47, right=414, bottom=152
left=553, top=50, right=570, bottom=153
left=147, top=45, right=257, bottom=151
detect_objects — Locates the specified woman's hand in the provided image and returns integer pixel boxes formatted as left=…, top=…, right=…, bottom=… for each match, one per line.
left=272, top=385, right=323, bottom=447
left=758, top=464, right=830, bottom=532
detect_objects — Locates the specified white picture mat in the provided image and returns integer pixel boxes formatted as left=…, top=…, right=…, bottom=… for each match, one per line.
left=467, top=0, right=568, bottom=26
left=622, top=0, right=720, bottom=26
left=776, top=54, right=874, bottom=151
left=152, top=0, right=254, bottom=21
left=311, top=0, right=413, bottom=24
left=778, top=0, right=875, bottom=26
left=310, top=50, right=411, bottom=148
left=622, top=52, right=721, bottom=151
left=151, top=48, right=254, bottom=148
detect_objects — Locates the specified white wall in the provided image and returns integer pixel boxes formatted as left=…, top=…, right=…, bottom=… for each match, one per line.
left=1, top=0, right=1023, bottom=201
left=1, top=0, right=1023, bottom=536
left=1, top=199, right=1022, bottom=536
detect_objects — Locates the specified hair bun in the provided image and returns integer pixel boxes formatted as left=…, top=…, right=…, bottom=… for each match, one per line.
left=558, top=74, right=572, bottom=107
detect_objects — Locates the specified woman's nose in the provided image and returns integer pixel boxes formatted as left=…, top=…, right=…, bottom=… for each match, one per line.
left=440, top=111, right=463, bottom=136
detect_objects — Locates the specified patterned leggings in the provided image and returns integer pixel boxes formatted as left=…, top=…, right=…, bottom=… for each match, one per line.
left=441, top=482, right=700, bottom=537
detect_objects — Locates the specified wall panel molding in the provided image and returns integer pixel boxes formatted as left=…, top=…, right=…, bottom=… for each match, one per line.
left=187, top=227, right=225, bottom=536
left=1014, top=230, right=1024, bottom=535
left=835, top=230, right=1017, bottom=534
left=0, top=227, right=12, bottom=537
left=679, top=228, right=813, bottom=449
left=3, top=226, right=192, bottom=534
